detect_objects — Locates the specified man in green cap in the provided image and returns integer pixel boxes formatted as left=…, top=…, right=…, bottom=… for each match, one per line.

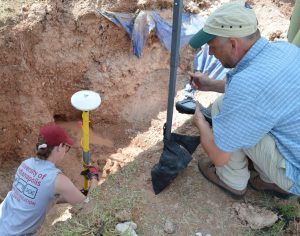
left=189, top=1, right=300, bottom=199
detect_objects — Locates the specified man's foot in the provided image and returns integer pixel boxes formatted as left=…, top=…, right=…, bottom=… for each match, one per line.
left=197, top=158, right=246, bottom=199
left=249, top=172, right=295, bottom=199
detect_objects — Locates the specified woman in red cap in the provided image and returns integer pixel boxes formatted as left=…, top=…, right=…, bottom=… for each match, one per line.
left=0, top=123, right=99, bottom=235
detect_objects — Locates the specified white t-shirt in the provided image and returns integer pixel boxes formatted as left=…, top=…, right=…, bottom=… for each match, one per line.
left=0, top=157, right=61, bottom=235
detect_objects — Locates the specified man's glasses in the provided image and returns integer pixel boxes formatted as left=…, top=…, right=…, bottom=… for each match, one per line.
left=63, top=143, right=71, bottom=153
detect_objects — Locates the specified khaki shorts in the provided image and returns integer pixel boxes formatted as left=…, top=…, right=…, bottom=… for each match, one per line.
left=212, top=95, right=294, bottom=191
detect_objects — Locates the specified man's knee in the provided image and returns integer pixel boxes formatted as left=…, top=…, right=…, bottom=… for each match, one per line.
left=243, top=135, right=276, bottom=162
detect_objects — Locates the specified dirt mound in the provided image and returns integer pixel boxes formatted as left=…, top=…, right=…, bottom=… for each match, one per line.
left=0, top=0, right=179, bottom=196
left=0, top=0, right=192, bottom=161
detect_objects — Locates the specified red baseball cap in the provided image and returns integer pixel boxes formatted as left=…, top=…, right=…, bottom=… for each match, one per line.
left=39, top=123, right=74, bottom=147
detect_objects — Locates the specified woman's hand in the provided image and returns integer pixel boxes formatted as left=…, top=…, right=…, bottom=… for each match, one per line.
left=80, top=166, right=99, bottom=181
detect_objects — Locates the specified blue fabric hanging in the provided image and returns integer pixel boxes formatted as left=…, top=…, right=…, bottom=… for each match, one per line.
left=99, top=9, right=228, bottom=81
left=98, top=9, right=205, bottom=57
left=151, top=12, right=205, bottom=51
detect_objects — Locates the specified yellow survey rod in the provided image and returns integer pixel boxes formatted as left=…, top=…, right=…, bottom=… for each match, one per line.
left=71, top=90, right=101, bottom=194
left=82, top=111, right=90, bottom=191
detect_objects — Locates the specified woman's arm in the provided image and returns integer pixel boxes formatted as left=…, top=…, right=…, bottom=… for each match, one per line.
left=55, top=165, right=99, bottom=205
left=54, top=174, right=86, bottom=205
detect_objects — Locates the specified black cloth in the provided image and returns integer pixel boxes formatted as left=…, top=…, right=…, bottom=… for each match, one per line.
left=151, top=133, right=200, bottom=194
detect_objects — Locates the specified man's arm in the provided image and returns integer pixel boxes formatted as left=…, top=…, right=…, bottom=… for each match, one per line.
left=193, top=101, right=231, bottom=166
left=188, top=72, right=226, bottom=93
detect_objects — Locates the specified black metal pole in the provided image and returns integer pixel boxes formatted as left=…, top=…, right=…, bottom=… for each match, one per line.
left=165, top=0, right=183, bottom=140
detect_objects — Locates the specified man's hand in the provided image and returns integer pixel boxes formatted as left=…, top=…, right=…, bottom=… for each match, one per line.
left=193, top=101, right=207, bottom=129
left=188, top=71, right=211, bottom=91
left=188, top=71, right=226, bottom=93
left=192, top=102, right=232, bottom=167
left=81, top=166, right=99, bottom=181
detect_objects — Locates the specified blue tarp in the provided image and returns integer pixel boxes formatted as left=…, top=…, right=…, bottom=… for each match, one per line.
left=98, top=9, right=205, bottom=57
left=99, top=9, right=228, bottom=81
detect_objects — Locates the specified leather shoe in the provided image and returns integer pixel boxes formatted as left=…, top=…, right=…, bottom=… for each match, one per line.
left=197, top=158, right=246, bottom=199
left=249, top=171, right=295, bottom=199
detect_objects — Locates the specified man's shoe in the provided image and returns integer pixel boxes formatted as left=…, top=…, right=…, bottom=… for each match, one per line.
left=175, top=99, right=212, bottom=126
left=249, top=172, right=295, bottom=199
left=175, top=98, right=196, bottom=114
left=197, top=158, right=246, bottom=199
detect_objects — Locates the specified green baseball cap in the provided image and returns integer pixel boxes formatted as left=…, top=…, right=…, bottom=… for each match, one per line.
left=189, top=2, right=258, bottom=48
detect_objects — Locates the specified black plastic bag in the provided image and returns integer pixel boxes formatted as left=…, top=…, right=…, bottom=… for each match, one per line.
left=151, top=133, right=200, bottom=194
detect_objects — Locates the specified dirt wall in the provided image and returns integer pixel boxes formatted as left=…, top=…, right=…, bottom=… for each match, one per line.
left=0, top=0, right=192, bottom=161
